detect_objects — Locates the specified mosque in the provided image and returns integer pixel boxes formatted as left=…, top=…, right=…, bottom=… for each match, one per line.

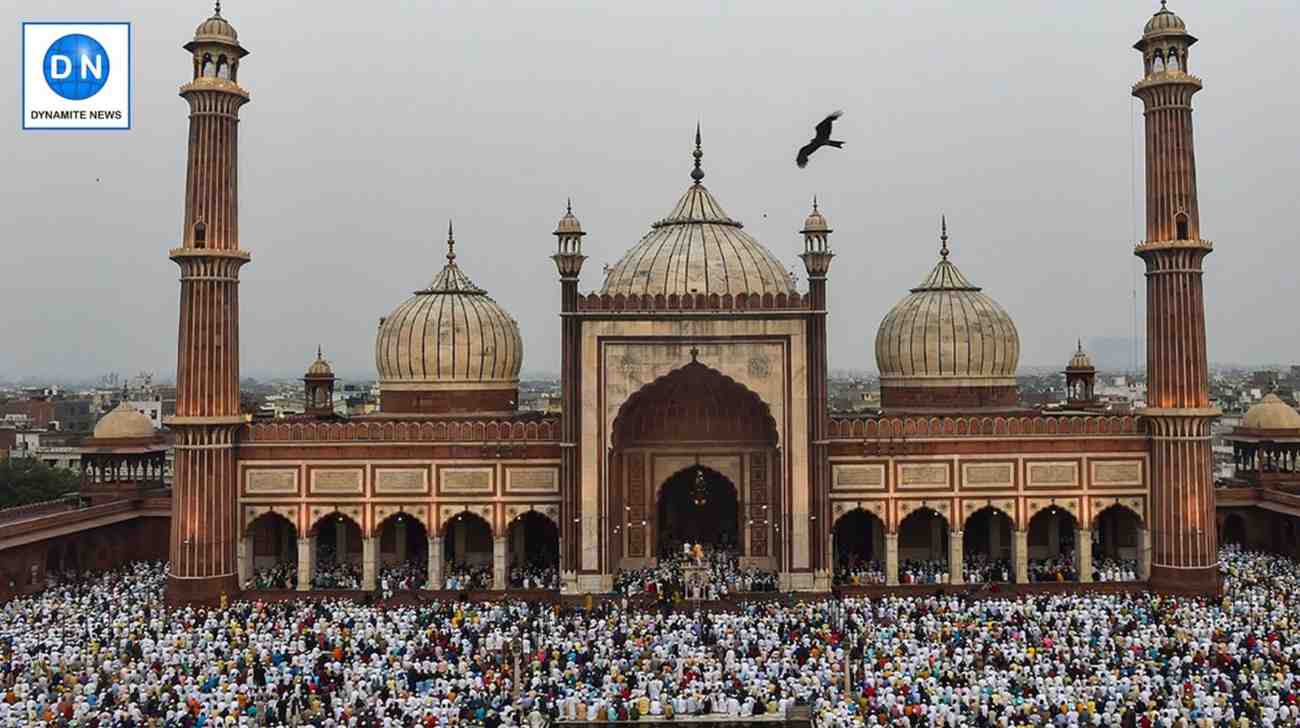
left=4, top=3, right=1256, bottom=604
left=144, top=1, right=1230, bottom=604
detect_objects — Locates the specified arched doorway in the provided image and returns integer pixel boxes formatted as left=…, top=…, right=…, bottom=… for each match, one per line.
left=376, top=513, right=428, bottom=592
left=963, top=507, right=1014, bottom=583
left=1093, top=505, right=1141, bottom=581
left=832, top=509, right=885, bottom=585
left=656, top=466, right=739, bottom=556
left=247, top=512, right=297, bottom=589
left=898, top=508, right=948, bottom=584
left=441, top=512, right=492, bottom=590
left=610, top=360, right=779, bottom=572
left=1221, top=512, right=1247, bottom=548
left=1028, top=507, right=1078, bottom=582
left=313, top=513, right=362, bottom=589
left=507, top=512, right=559, bottom=589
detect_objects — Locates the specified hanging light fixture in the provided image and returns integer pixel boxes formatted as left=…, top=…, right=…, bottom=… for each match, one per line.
left=691, top=468, right=708, bottom=508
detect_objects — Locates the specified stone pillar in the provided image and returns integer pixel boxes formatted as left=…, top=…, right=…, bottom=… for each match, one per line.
left=238, top=535, right=253, bottom=588
left=1076, top=528, right=1093, bottom=583
left=1137, top=528, right=1151, bottom=581
left=949, top=531, right=964, bottom=585
left=427, top=536, right=442, bottom=590
left=297, top=537, right=313, bottom=591
left=362, top=537, right=377, bottom=592
left=1012, top=530, right=1029, bottom=584
left=493, top=537, right=507, bottom=590
left=885, top=533, right=899, bottom=586
left=395, top=520, right=407, bottom=563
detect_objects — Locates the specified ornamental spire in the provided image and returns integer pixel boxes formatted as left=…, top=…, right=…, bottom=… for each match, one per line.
left=214, top=0, right=222, bottom=16
left=446, top=220, right=456, bottom=263
left=690, top=123, right=705, bottom=185
left=940, top=214, right=950, bottom=260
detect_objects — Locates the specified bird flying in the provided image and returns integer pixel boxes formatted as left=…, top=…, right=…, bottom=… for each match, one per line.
left=796, top=110, right=845, bottom=168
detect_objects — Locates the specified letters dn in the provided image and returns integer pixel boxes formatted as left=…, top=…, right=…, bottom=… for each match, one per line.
left=23, top=23, right=131, bottom=130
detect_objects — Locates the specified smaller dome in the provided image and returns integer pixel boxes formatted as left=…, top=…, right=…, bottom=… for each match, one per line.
left=802, top=199, right=831, bottom=234
left=93, top=402, right=155, bottom=440
left=306, top=348, right=333, bottom=378
left=1242, top=394, right=1300, bottom=431
left=194, top=14, right=238, bottom=43
left=1067, top=341, right=1094, bottom=371
left=1144, top=2, right=1186, bottom=35
left=554, top=201, right=583, bottom=236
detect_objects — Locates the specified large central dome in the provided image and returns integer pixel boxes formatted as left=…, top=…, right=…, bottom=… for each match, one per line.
left=875, top=220, right=1021, bottom=411
left=600, top=132, right=795, bottom=298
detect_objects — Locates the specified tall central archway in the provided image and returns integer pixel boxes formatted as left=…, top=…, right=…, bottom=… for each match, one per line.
left=610, top=360, right=779, bottom=570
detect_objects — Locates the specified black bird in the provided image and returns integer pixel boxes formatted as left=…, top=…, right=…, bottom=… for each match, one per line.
left=796, top=110, right=845, bottom=168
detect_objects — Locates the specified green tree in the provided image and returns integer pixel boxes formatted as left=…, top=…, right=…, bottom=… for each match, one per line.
left=0, top=458, right=80, bottom=509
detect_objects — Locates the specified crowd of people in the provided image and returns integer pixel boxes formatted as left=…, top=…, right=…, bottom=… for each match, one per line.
left=2, top=545, right=1300, bottom=725
left=1093, top=557, right=1139, bottom=583
left=961, top=555, right=1011, bottom=584
left=298, top=547, right=357, bottom=591
left=897, top=559, right=948, bottom=585
left=1028, top=555, right=1078, bottom=583
left=249, top=564, right=296, bottom=590
left=443, top=564, right=492, bottom=591
left=379, top=562, right=429, bottom=600
left=614, top=546, right=778, bottom=599
left=834, top=561, right=885, bottom=586
left=508, top=564, right=558, bottom=590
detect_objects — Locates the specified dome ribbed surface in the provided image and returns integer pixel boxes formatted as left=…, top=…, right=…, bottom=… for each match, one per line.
left=194, top=15, right=238, bottom=43
left=1144, top=4, right=1187, bottom=35
left=600, top=184, right=795, bottom=298
left=375, top=244, right=522, bottom=386
left=1242, top=394, right=1300, bottom=431
left=875, top=252, right=1020, bottom=383
left=92, top=402, right=155, bottom=440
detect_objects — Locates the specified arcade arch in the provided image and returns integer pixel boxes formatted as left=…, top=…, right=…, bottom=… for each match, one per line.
left=440, top=512, right=493, bottom=589
left=244, top=512, right=297, bottom=589
left=375, top=512, right=429, bottom=590
left=832, top=509, right=885, bottom=585
left=506, top=511, right=559, bottom=589
left=311, top=512, right=362, bottom=589
left=1027, top=506, right=1078, bottom=582
left=1093, top=504, right=1142, bottom=581
left=963, top=506, right=1014, bottom=583
left=898, top=508, right=948, bottom=584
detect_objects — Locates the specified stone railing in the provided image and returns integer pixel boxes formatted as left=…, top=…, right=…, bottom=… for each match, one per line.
left=245, top=418, right=560, bottom=444
left=0, top=499, right=134, bottom=543
left=0, top=495, right=83, bottom=526
left=576, top=291, right=809, bottom=313
left=827, top=414, right=1142, bottom=440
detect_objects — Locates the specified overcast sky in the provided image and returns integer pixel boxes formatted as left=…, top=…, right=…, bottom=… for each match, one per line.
left=2, top=0, right=1296, bottom=382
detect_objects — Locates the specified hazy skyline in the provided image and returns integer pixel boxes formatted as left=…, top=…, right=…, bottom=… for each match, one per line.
left=3, top=1, right=1297, bottom=381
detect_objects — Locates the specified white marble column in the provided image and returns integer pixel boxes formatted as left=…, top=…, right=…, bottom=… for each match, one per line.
left=493, top=537, right=507, bottom=590
left=1137, top=528, right=1151, bottom=581
left=1076, top=528, right=1093, bottom=583
left=1012, top=530, right=1029, bottom=584
left=362, top=537, right=377, bottom=592
left=949, top=531, right=964, bottom=585
left=885, top=533, right=899, bottom=586
left=297, top=537, right=313, bottom=591
left=427, top=536, right=442, bottom=590
left=238, top=535, right=253, bottom=588
left=395, top=520, right=407, bottom=563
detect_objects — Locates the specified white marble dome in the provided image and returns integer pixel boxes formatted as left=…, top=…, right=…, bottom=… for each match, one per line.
left=375, top=235, right=522, bottom=388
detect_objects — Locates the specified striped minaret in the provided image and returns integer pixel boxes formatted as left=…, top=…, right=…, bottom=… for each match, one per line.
left=165, top=5, right=251, bottom=605
left=1132, top=2, right=1220, bottom=595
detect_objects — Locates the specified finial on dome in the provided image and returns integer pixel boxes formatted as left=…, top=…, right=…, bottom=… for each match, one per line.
left=812, top=195, right=819, bottom=213
left=1160, top=0, right=1167, bottom=8
left=566, top=197, right=572, bottom=215
left=446, top=220, right=456, bottom=263
left=1076, top=338, right=1083, bottom=353
left=939, top=215, right=950, bottom=260
left=214, top=0, right=222, bottom=16
left=690, top=123, right=705, bottom=185
left=317, top=345, right=323, bottom=360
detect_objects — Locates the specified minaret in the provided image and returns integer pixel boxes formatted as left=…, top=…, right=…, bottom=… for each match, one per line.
left=304, top=347, right=336, bottom=418
left=799, top=199, right=833, bottom=583
left=552, top=199, right=586, bottom=592
left=165, top=3, right=251, bottom=604
left=1132, top=2, right=1219, bottom=594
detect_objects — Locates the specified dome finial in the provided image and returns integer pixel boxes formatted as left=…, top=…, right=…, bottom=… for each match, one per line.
left=939, top=214, right=950, bottom=260
left=812, top=195, right=819, bottom=213
left=690, top=123, right=705, bottom=185
left=446, top=220, right=456, bottom=263
left=317, top=344, right=323, bottom=360
left=566, top=197, right=572, bottom=215
left=214, top=0, right=222, bottom=16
